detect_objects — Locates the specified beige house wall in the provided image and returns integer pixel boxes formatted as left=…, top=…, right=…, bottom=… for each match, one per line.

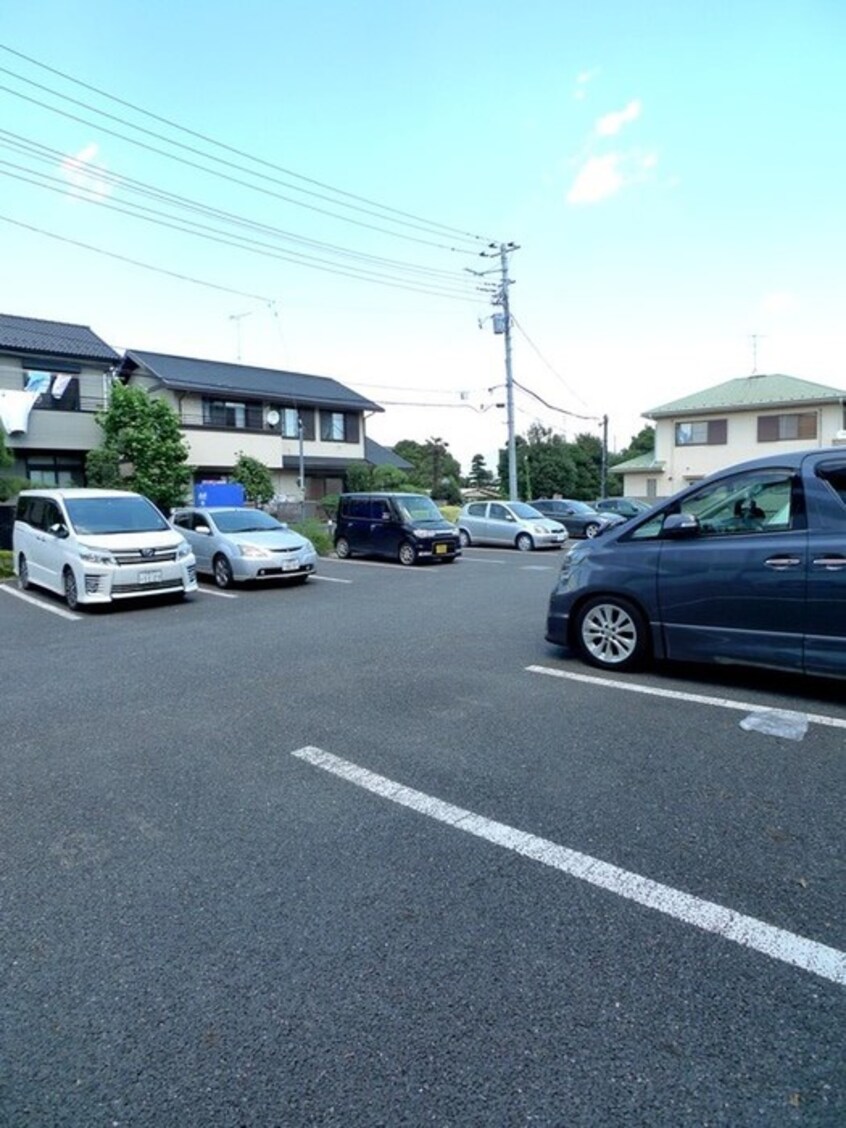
left=0, top=355, right=111, bottom=454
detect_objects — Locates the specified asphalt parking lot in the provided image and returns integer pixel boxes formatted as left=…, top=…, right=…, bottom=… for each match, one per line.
left=2, top=548, right=845, bottom=1126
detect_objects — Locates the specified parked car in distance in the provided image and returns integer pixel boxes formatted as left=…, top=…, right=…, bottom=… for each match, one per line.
left=334, top=492, right=460, bottom=565
left=546, top=447, right=846, bottom=679
left=595, top=497, right=653, bottom=519
left=14, top=488, right=197, bottom=610
left=530, top=498, right=624, bottom=538
left=171, top=506, right=317, bottom=588
left=457, top=501, right=567, bottom=551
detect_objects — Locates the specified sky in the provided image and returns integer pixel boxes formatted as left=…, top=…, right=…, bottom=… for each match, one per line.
left=2, top=0, right=845, bottom=476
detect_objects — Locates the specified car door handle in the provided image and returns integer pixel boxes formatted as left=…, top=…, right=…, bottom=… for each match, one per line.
left=763, top=555, right=802, bottom=570
left=812, top=555, right=846, bottom=570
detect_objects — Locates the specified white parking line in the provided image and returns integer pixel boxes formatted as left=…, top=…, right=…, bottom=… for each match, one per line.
left=291, top=746, right=846, bottom=986
left=311, top=574, right=353, bottom=584
left=0, top=585, right=81, bottom=620
left=526, top=665, right=846, bottom=730
left=322, top=558, right=434, bottom=571
left=196, top=586, right=238, bottom=599
left=457, top=556, right=504, bottom=565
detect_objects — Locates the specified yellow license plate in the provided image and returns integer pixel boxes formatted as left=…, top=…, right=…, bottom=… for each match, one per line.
left=435, top=543, right=448, bottom=554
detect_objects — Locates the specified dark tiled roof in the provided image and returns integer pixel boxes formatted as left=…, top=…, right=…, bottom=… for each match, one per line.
left=120, top=350, right=383, bottom=413
left=0, top=313, right=119, bottom=362
left=365, top=437, right=413, bottom=468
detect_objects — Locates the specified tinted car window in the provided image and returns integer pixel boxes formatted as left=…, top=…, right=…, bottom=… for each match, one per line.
left=817, top=463, right=846, bottom=507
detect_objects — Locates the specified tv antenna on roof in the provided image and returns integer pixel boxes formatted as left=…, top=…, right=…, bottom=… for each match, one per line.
left=749, top=333, right=767, bottom=374
left=229, top=311, right=252, bottom=362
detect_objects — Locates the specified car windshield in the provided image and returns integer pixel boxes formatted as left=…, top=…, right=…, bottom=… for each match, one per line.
left=509, top=502, right=544, bottom=519
left=396, top=495, right=443, bottom=522
left=65, top=496, right=169, bottom=535
left=210, top=510, right=285, bottom=533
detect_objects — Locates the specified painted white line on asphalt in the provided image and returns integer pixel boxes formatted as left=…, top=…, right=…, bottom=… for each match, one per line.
left=196, top=586, right=238, bottom=599
left=291, top=745, right=846, bottom=986
left=457, top=556, right=505, bottom=565
left=323, top=558, right=432, bottom=571
left=526, top=665, right=846, bottom=730
left=0, top=585, right=81, bottom=620
left=311, top=574, right=353, bottom=584
left=521, top=565, right=554, bottom=571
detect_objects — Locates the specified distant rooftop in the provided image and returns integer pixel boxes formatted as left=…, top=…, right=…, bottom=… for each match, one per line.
left=119, top=350, right=383, bottom=413
left=0, top=312, right=118, bottom=363
left=646, top=373, right=846, bottom=418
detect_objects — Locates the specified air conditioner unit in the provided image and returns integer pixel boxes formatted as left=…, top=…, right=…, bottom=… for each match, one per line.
left=831, top=430, right=846, bottom=445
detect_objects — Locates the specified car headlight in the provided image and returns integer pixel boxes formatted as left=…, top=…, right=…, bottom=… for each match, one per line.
left=176, top=540, right=192, bottom=559
left=533, top=525, right=549, bottom=534
left=78, top=544, right=115, bottom=565
left=412, top=528, right=435, bottom=538
left=238, top=544, right=272, bottom=558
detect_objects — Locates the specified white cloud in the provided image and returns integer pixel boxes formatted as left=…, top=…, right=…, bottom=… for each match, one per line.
left=595, top=99, right=642, bottom=137
left=573, top=68, right=599, bottom=100
left=60, top=143, right=112, bottom=199
left=566, top=149, right=659, bottom=205
left=759, top=291, right=798, bottom=316
left=566, top=154, right=624, bottom=204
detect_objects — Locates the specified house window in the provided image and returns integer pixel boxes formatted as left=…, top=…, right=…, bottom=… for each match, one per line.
left=202, top=398, right=263, bottom=429
left=280, top=407, right=315, bottom=440
left=22, top=371, right=81, bottom=412
left=757, top=412, right=817, bottom=442
left=24, top=455, right=85, bottom=487
left=320, top=411, right=359, bottom=443
left=675, top=419, right=727, bottom=446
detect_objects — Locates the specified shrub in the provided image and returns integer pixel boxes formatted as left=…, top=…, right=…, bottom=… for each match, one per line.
left=0, top=550, right=13, bottom=581
left=289, top=518, right=333, bottom=556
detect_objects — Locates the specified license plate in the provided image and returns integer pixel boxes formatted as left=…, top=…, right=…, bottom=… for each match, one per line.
left=282, top=559, right=299, bottom=571
left=434, top=543, right=448, bottom=554
left=139, top=570, right=163, bottom=584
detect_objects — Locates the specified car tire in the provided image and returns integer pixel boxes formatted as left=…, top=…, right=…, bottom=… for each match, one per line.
left=63, top=567, right=79, bottom=611
left=17, top=554, right=31, bottom=591
left=574, top=595, right=648, bottom=672
left=584, top=522, right=601, bottom=538
left=398, top=541, right=417, bottom=566
left=213, top=554, right=234, bottom=589
left=458, top=529, right=471, bottom=548
left=335, top=537, right=351, bottom=559
left=516, top=532, right=534, bottom=552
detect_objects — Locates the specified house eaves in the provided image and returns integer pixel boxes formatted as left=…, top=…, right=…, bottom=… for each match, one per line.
left=364, top=437, right=413, bottom=469
left=0, top=312, right=119, bottom=364
left=118, top=350, right=384, bottom=413
left=608, top=452, right=665, bottom=475
left=646, top=373, right=846, bottom=419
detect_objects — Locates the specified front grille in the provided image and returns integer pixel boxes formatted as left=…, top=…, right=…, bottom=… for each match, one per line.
left=113, top=547, right=179, bottom=566
left=111, top=579, right=184, bottom=595
left=269, top=545, right=301, bottom=556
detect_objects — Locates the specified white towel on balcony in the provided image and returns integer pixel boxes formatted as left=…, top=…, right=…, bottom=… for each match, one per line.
left=0, top=390, right=40, bottom=435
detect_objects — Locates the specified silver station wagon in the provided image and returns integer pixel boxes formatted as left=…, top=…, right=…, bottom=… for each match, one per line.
left=458, top=500, right=568, bottom=552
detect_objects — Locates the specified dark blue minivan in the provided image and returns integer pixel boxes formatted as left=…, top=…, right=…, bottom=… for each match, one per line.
left=545, top=447, right=846, bottom=678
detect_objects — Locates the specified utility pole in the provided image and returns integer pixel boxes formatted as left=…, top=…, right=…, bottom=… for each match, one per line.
left=472, top=242, right=520, bottom=499
left=600, top=414, right=609, bottom=499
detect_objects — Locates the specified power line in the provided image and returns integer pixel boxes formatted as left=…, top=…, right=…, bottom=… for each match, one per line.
left=0, top=214, right=275, bottom=302
left=0, top=43, right=494, bottom=246
left=0, top=129, right=478, bottom=285
left=511, top=315, right=591, bottom=409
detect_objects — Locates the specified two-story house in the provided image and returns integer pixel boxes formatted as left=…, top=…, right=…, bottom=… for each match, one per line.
left=611, top=372, right=846, bottom=499
left=0, top=312, right=120, bottom=487
left=115, top=350, right=384, bottom=502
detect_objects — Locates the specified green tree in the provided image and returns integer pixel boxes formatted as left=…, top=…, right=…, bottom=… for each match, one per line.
left=232, top=452, right=274, bottom=506
left=344, top=463, right=373, bottom=491
left=0, top=424, right=31, bottom=501
left=467, top=453, right=494, bottom=489
left=87, top=383, right=192, bottom=512
left=372, top=465, right=413, bottom=490
left=393, top=437, right=462, bottom=498
left=617, top=425, right=655, bottom=461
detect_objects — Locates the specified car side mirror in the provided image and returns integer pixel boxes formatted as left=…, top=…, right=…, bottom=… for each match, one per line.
left=48, top=522, right=69, bottom=539
left=195, top=524, right=211, bottom=535
left=662, top=512, right=700, bottom=538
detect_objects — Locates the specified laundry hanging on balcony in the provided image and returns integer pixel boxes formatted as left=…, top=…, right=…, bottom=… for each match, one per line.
left=0, top=390, right=40, bottom=435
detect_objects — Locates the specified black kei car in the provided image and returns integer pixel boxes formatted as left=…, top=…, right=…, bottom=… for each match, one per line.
left=545, top=447, right=846, bottom=679
left=334, top=492, right=461, bottom=566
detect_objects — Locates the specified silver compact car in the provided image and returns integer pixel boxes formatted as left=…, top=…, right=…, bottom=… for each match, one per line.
left=457, top=500, right=568, bottom=551
left=171, top=506, right=317, bottom=588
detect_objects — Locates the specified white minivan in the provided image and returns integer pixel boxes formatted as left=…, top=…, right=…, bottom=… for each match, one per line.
left=13, top=488, right=197, bottom=610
